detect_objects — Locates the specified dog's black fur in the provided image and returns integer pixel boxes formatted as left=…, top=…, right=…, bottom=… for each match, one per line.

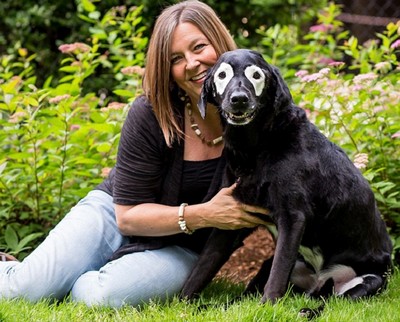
left=180, top=49, right=392, bottom=308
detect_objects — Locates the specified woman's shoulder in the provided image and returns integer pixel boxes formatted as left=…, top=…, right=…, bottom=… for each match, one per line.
left=125, top=95, right=157, bottom=125
left=121, top=95, right=167, bottom=145
left=129, top=94, right=153, bottom=114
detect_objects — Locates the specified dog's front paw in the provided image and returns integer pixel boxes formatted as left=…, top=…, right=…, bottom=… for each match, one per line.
left=179, top=293, right=194, bottom=302
left=260, top=292, right=281, bottom=304
left=179, top=288, right=199, bottom=302
left=298, top=304, right=325, bottom=320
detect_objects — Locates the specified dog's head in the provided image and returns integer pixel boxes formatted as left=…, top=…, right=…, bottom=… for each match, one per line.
left=198, top=49, right=292, bottom=126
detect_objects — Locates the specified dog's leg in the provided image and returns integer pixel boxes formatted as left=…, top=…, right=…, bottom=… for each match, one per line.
left=298, top=274, right=386, bottom=320
left=180, top=228, right=252, bottom=300
left=338, top=274, right=385, bottom=298
left=262, top=210, right=306, bottom=303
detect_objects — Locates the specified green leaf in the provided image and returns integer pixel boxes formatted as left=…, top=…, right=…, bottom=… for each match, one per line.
left=0, top=162, right=7, bottom=175
left=15, top=232, right=43, bottom=251
left=5, top=226, right=18, bottom=250
left=113, top=89, right=134, bottom=97
left=7, top=152, right=32, bottom=160
left=88, top=11, right=101, bottom=20
left=81, top=0, right=96, bottom=13
left=59, top=66, right=80, bottom=73
left=96, top=142, right=111, bottom=153
left=23, top=96, right=39, bottom=107
left=88, top=27, right=107, bottom=39
left=77, top=13, right=96, bottom=24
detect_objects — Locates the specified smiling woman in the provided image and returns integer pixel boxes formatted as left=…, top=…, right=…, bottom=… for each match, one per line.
left=169, top=21, right=224, bottom=161
left=142, top=0, right=237, bottom=147
left=170, top=22, right=218, bottom=98
left=0, top=0, right=270, bottom=308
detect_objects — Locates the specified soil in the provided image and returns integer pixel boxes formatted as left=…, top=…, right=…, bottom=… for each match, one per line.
left=215, top=226, right=275, bottom=285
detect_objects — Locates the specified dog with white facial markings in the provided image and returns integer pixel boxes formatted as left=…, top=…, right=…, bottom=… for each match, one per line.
left=180, top=49, right=392, bottom=317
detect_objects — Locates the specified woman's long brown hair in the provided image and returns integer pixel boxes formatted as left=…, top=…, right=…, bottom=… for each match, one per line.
left=142, top=0, right=237, bottom=146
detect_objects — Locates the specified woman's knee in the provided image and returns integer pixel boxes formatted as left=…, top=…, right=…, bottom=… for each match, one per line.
left=70, top=246, right=199, bottom=308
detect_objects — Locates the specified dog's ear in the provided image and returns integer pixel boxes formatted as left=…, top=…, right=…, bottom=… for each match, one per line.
left=269, top=66, right=293, bottom=107
left=197, top=68, right=217, bottom=119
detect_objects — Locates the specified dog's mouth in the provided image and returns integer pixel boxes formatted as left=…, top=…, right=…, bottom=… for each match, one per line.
left=223, top=110, right=256, bottom=126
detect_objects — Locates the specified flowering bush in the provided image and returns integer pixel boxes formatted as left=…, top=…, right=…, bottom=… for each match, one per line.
left=294, top=65, right=400, bottom=258
left=0, top=1, right=399, bottom=263
left=258, top=3, right=400, bottom=260
left=0, top=4, right=146, bottom=258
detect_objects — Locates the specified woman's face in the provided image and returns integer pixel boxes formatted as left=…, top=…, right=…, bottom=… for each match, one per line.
left=170, top=22, right=218, bottom=100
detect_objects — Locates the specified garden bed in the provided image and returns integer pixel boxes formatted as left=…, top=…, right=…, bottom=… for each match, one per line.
left=216, top=227, right=275, bottom=285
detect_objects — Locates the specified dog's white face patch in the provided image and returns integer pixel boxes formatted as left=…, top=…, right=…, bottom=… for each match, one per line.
left=214, top=62, right=234, bottom=95
left=245, top=65, right=265, bottom=96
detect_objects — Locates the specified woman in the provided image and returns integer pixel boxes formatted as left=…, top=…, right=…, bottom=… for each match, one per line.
left=0, top=0, right=268, bottom=307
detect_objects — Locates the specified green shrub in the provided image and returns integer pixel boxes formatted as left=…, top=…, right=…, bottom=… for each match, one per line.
left=0, top=3, right=146, bottom=258
left=258, top=3, right=400, bottom=260
left=0, top=1, right=399, bottom=265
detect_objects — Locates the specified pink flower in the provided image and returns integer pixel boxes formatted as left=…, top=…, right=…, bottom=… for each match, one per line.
left=353, top=73, right=377, bottom=84
left=58, top=42, right=91, bottom=54
left=353, top=153, right=368, bottom=169
left=372, top=106, right=387, bottom=114
left=390, top=39, right=400, bottom=49
left=318, top=57, right=336, bottom=65
left=121, top=66, right=145, bottom=76
left=301, top=72, right=324, bottom=83
left=297, top=67, right=330, bottom=83
left=49, top=94, right=71, bottom=104
left=101, top=167, right=112, bottom=178
left=101, top=102, right=126, bottom=112
left=392, top=131, right=400, bottom=139
left=319, top=68, right=330, bottom=75
left=352, top=84, right=363, bottom=91
left=375, top=62, right=391, bottom=72
left=295, top=70, right=309, bottom=78
left=9, top=111, right=28, bottom=123
left=309, top=24, right=334, bottom=33
left=328, top=61, right=345, bottom=68
left=70, top=124, right=80, bottom=131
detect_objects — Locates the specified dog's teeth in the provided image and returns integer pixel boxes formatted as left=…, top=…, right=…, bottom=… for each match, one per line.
left=224, top=110, right=255, bottom=126
left=229, top=113, right=249, bottom=120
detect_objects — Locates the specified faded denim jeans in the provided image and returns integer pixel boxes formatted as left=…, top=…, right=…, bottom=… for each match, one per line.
left=0, top=190, right=199, bottom=307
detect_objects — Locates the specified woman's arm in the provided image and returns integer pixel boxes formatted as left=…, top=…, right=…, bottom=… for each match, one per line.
left=113, top=97, right=269, bottom=237
left=116, top=184, right=270, bottom=236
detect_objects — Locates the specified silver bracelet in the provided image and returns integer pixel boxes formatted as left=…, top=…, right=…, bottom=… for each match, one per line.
left=178, top=203, right=193, bottom=234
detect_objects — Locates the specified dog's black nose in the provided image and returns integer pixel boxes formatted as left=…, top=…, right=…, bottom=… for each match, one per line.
left=230, top=92, right=249, bottom=105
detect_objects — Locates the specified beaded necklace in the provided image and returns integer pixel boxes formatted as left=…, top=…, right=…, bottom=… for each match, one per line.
left=181, top=96, right=223, bottom=146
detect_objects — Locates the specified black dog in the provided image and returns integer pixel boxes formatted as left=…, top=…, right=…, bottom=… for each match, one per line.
left=180, top=49, right=392, bottom=308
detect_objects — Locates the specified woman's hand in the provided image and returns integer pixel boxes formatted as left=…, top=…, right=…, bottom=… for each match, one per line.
left=115, top=183, right=270, bottom=236
left=190, top=183, right=270, bottom=230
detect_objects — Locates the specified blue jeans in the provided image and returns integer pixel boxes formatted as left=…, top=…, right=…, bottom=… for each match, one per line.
left=0, top=190, right=199, bottom=307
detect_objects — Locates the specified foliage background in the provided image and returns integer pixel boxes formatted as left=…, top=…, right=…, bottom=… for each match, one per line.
left=0, top=0, right=327, bottom=89
left=0, top=0, right=399, bottom=265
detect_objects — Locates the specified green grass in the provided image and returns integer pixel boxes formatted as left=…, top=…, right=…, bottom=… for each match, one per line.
left=1, top=267, right=400, bottom=322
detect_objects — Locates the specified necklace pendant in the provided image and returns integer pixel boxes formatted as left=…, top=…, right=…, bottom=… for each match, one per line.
left=212, top=136, right=223, bottom=145
left=182, top=94, right=224, bottom=147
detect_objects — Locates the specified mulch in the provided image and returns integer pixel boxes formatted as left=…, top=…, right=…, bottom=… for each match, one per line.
left=215, top=226, right=275, bottom=285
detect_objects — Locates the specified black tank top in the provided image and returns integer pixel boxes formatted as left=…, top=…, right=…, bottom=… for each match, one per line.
left=180, top=158, right=220, bottom=204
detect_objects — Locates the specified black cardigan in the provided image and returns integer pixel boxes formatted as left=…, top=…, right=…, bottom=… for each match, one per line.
left=96, top=95, right=226, bottom=258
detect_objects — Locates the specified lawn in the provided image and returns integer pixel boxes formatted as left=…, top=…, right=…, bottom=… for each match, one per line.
left=0, top=267, right=399, bottom=322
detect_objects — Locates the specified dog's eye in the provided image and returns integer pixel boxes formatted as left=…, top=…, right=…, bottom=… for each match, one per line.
left=214, top=63, right=234, bottom=95
left=218, top=71, right=226, bottom=80
left=245, top=65, right=265, bottom=96
left=253, top=72, right=261, bottom=80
